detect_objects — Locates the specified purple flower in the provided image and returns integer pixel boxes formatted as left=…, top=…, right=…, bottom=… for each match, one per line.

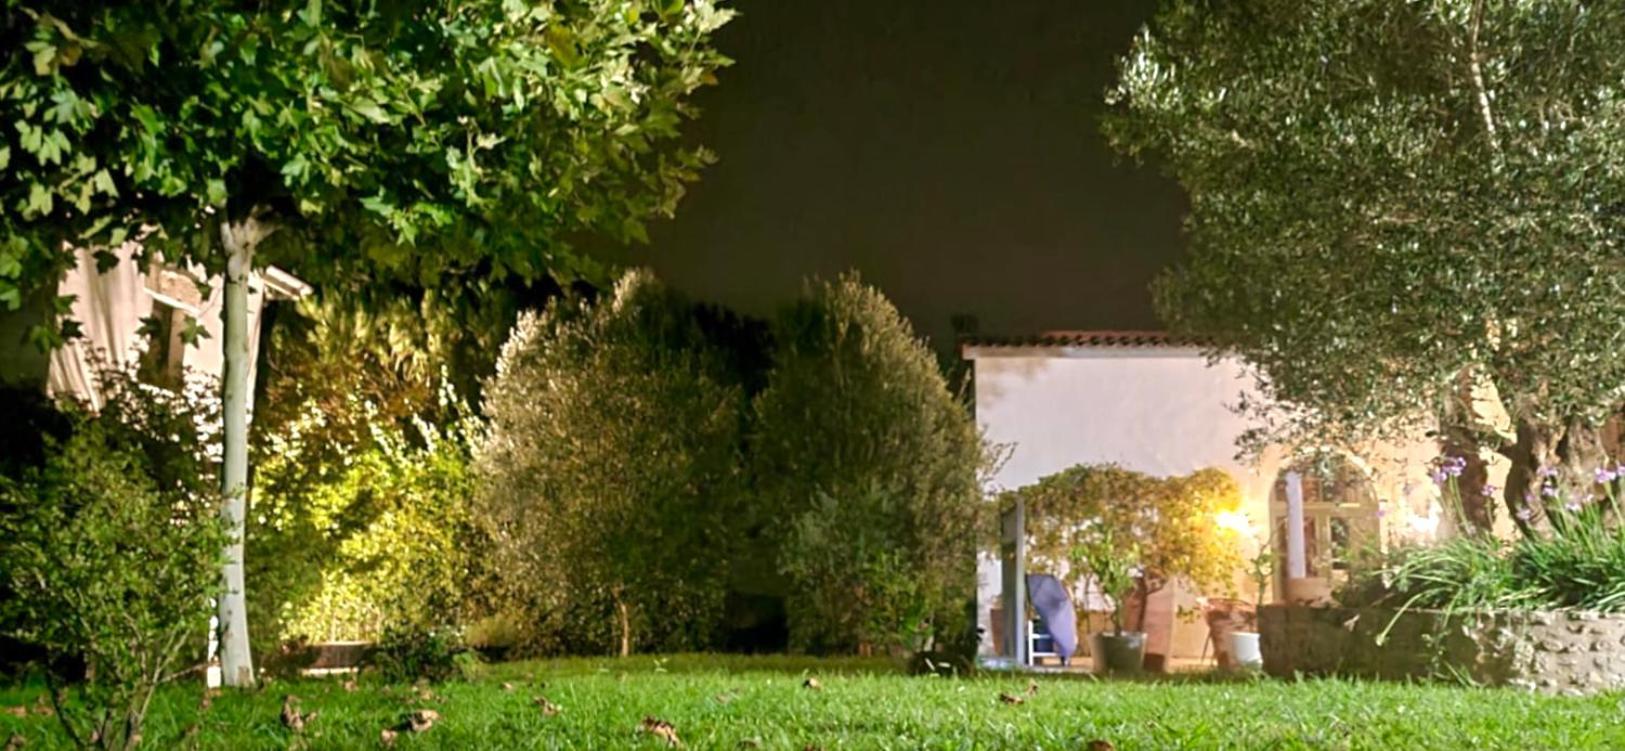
left=1516, top=507, right=1535, bottom=521
left=1542, top=484, right=1560, bottom=499
left=1430, top=468, right=1448, bottom=486
left=1565, top=500, right=1584, bottom=513
left=1482, top=483, right=1499, bottom=498
left=1538, top=466, right=1559, bottom=478
left=1597, top=467, right=1619, bottom=484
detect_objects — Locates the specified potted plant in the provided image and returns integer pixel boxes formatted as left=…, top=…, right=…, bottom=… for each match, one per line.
left=1229, top=537, right=1275, bottom=670
left=1072, top=526, right=1145, bottom=674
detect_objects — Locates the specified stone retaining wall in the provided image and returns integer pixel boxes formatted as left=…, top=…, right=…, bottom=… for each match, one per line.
left=1259, top=604, right=1625, bottom=694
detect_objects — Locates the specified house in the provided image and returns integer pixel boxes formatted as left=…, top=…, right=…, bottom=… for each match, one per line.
left=3, top=243, right=309, bottom=407
left=961, top=330, right=1467, bottom=668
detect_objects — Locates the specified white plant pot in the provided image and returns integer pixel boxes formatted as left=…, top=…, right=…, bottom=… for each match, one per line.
left=1229, top=631, right=1262, bottom=670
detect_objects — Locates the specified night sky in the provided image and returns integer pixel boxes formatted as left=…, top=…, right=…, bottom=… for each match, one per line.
left=617, top=0, right=1189, bottom=350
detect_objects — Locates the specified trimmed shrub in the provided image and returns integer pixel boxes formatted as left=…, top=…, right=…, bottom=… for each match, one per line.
left=753, top=275, right=988, bottom=655
left=477, top=270, right=747, bottom=655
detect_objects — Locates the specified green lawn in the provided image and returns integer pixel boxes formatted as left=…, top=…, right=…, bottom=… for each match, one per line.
left=3, top=654, right=1623, bottom=749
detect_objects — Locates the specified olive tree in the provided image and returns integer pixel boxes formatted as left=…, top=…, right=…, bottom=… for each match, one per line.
left=1, top=0, right=731, bottom=683
left=1105, top=1, right=1625, bottom=533
left=753, top=275, right=988, bottom=655
left=477, top=270, right=745, bottom=656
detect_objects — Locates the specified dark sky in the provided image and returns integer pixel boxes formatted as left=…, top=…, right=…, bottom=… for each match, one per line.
left=618, top=0, right=1188, bottom=350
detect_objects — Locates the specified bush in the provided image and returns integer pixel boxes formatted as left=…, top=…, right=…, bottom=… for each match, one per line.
left=367, top=624, right=479, bottom=684
left=0, top=368, right=224, bottom=750
left=753, top=275, right=988, bottom=655
left=477, top=270, right=747, bottom=655
left=248, top=393, right=488, bottom=657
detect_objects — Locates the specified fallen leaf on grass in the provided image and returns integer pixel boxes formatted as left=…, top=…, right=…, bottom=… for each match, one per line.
left=1026, top=679, right=1039, bottom=696
left=713, top=691, right=737, bottom=705
left=341, top=679, right=358, bottom=693
left=5, top=733, right=24, bottom=751
left=501, top=682, right=515, bottom=692
left=997, top=692, right=1025, bottom=705
left=736, top=739, right=760, bottom=749
left=1085, top=741, right=1116, bottom=751
left=640, top=716, right=682, bottom=747
left=408, top=709, right=440, bottom=733
left=533, top=696, right=561, bottom=717
left=802, top=677, right=822, bottom=691
left=380, top=728, right=398, bottom=747
left=1, top=708, right=24, bottom=719
left=281, top=695, right=317, bottom=733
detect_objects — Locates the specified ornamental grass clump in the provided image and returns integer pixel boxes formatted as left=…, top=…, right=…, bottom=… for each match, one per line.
left=1354, top=457, right=1625, bottom=616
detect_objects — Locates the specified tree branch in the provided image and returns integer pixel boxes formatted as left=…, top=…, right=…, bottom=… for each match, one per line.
left=1467, top=0, right=1500, bottom=156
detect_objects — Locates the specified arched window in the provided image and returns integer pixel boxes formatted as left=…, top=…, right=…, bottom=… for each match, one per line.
left=1269, top=453, right=1380, bottom=591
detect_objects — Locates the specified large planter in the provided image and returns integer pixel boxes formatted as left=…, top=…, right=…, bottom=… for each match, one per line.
left=1283, top=576, right=1334, bottom=606
left=1228, top=631, right=1262, bottom=670
left=1260, top=604, right=1625, bottom=695
left=1090, top=631, right=1146, bottom=674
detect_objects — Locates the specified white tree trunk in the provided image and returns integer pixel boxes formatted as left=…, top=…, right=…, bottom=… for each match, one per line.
left=216, top=218, right=263, bottom=688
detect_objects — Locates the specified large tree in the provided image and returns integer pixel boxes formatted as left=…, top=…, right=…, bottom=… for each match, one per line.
left=1, top=0, right=731, bottom=684
left=1104, top=0, right=1625, bottom=534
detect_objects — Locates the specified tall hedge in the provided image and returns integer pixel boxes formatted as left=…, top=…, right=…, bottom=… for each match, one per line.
left=477, top=270, right=746, bottom=655
left=753, top=275, right=987, bottom=654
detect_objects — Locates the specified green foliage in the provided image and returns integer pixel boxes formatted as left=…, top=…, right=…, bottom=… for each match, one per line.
left=0, top=0, right=735, bottom=301
left=1070, top=525, right=1142, bottom=635
left=367, top=624, right=479, bottom=684
left=477, top=270, right=746, bottom=655
left=1349, top=479, right=1625, bottom=614
left=248, top=389, right=487, bottom=655
left=1104, top=1, right=1625, bottom=527
left=0, top=367, right=224, bottom=750
left=1007, top=465, right=1246, bottom=604
left=778, top=486, right=941, bottom=655
left=753, top=275, right=988, bottom=655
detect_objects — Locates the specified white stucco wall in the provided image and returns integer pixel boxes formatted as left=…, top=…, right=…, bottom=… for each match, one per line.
left=968, top=343, right=1448, bottom=659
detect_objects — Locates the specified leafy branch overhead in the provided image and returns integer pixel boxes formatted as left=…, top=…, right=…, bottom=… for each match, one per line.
left=0, top=0, right=734, bottom=313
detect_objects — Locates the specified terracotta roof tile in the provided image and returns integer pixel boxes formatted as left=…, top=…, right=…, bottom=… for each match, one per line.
left=959, top=329, right=1209, bottom=350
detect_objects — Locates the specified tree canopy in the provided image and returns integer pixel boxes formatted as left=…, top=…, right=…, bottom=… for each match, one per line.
left=1105, top=1, right=1625, bottom=530
left=2, top=0, right=733, bottom=306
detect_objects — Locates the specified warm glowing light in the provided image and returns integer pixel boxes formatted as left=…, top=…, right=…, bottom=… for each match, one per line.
left=1215, top=510, right=1252, bottom=535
